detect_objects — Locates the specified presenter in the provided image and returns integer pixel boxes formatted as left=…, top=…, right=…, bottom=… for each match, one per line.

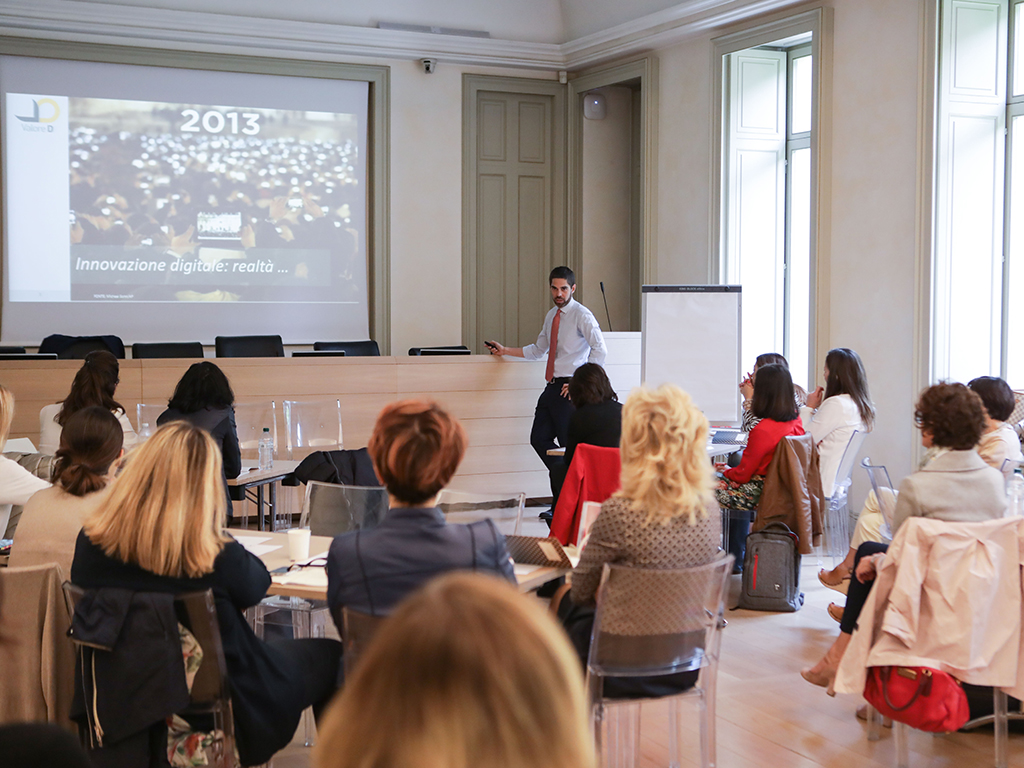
left=486, top=266, right=606, bottom=471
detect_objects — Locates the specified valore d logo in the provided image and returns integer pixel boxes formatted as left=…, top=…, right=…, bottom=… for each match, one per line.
left=15, top=98, right=60, bottom=132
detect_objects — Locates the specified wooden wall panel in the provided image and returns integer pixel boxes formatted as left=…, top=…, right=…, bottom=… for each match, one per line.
left=0, top=345, right=641, bottom=499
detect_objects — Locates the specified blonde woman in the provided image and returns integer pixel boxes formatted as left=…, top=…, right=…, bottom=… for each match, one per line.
left=555, top=383, right=721, bottom=697
left=0, top=385, right=50, bottom=536
left=315, top=572, right=594, bottom=768
left=71, top=422, right=341, bottom=767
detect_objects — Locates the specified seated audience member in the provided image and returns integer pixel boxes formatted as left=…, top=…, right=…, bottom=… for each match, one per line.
left=10, top=407, right=123, bottom=577
left=555, top=384, right=719, bottom=696
left=315, top=572, right=594, bottom=768
left=327, top=400, right=515, bottom=618
left=0, top=384, right=50, bottom=531
left=39, top=350, right=137, bottom=455
left=739, top=352, right=807, bottom=432
left=71, top=422, right=340, bottom=766
left=801, top=382, right=1006, bottom=706
left=969, top=375, right=1023, bottom=478
left=820, top=373, right=1018, bottom=593
left=158, top=361, right=242, bottom=506
left=802, top=348, right=875, bottom=498
left=550, top=363, right=622, bottom=504
left=716, top=364, right=804, bottom=563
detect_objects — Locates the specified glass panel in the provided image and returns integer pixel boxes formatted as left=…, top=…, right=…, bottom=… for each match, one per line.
left=1006, top=112, right=1024, bottom=383
left=1015, top=3, right=1024, bottom=97
left=791, top=54, right=813, bottom=134
left=787, top=147, right=812, bottom=390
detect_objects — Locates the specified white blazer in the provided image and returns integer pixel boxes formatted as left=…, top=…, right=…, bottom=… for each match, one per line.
left=38, top=403, right=138, bottom=456
left=800, top=394, right=864, bottom=498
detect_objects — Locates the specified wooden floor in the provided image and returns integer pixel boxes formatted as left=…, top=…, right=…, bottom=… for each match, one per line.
left=273, top=554, right=1022, bottom=768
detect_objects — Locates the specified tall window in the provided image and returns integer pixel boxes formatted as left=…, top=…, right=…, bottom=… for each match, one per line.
left=722, top=42, right=813, bottom=387
left=932, top=0, right=1024, bottom=383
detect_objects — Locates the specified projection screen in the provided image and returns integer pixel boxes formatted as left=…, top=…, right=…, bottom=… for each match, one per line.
left=0, top=54, right=370, bottom=344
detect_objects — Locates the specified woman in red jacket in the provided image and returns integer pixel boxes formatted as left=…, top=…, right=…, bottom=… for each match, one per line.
left=716, top=363, right=804, bottom=564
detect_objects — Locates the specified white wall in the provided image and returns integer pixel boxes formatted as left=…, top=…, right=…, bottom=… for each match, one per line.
left=651, top=0, right=924, bottom=495
left=385, top=61, right=557, bottom=354
left=78, top=0, right=569, bottom=43
left=581, top=85, right=634, bottom=332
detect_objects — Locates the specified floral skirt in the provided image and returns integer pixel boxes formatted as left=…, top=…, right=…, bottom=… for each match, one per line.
left=714, top=474, right=765, bottom=512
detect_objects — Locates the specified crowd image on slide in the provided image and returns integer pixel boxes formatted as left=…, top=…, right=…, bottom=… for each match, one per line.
left=66, top=97, right=364, bottom=304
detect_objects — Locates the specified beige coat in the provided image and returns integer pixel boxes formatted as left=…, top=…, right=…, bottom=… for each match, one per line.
left=0, top=563, right=75, bottom=729
left=835, top=517, right=1024, bottom=699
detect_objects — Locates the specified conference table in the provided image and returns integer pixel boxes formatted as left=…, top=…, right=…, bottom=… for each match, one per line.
left=228, top=460, right=300, bottom=532
left=238, top=530, right=571, bottom=599
left=546, top=435, right=747, bottom=461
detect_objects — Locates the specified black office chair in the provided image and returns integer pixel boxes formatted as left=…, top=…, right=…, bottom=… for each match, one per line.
left=408, top=345, right=471, bottom=356
left=214, top=335, right=284, bottom=358
left=0, top=346, right=26, bottom=354
left=132, top=342, right=205, bottom=359
left=39, top=334, right=125, bottom=359
left=313, top=340, right=380, bottom=357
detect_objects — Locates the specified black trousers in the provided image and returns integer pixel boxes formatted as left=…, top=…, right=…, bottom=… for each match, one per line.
left=270, top=637, right=343, bottom=721
left=530, top=380, right=575, bottom=472
left=840, top=541, right=889, bottom=635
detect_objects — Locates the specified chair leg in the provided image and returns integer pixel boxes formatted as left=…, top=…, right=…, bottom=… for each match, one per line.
left=995, top=688, right=1008, bottom=768
left=894, top=721, right=910, bottom=768
left=668, top=697, right=681, bottom=768
left=702, top=672, right=718, bottom=768
left=866, top=702, right=882, bottom=742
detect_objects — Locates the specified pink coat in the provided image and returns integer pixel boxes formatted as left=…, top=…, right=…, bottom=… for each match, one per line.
left=835, top=516, right=1024, bottom=698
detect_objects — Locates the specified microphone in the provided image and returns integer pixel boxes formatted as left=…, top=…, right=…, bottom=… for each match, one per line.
left=600, top=281, right=613, bottom=332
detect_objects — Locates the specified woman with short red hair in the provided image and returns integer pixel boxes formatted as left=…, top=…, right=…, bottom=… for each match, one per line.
left=326, top=400, right=516, bottom=619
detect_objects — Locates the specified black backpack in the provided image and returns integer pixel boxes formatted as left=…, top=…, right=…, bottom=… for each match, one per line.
left=737, top=522, right=804, bottom=612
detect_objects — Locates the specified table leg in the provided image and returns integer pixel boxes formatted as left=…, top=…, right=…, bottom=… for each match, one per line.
left=257, top=485, right=266, bottom=532
left=269, top=481, right=278, bottom=532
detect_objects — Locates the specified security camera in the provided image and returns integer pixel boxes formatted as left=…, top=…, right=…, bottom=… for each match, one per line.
left=420, top=58, right=438, bottom=74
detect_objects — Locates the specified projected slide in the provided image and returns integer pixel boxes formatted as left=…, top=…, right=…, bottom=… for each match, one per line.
left=1, top=54, right=371, bottom=343
left=7, top=94, right=361, bottom=304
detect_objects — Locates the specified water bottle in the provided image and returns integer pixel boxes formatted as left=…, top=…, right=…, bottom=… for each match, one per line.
left=1007, top=468, right=1024, bottom=517
left=258, top=427, right=273, bottom=471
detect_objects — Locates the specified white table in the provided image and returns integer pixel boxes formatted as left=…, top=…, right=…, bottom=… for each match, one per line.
left=547, top=442, right=746, bottom=459
left=228, top=460, right=301, bottom=532
left=243, top=531, right=570, bottom=599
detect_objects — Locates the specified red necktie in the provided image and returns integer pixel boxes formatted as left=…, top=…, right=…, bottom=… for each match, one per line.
left=545, top=309, right=562, bottom=382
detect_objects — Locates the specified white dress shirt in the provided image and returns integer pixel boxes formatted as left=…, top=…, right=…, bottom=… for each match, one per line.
left=0, top=453, right=50, bottom=539
left=799, top=393, right=865, bottom=497
left=39, top=403, right=139, bottom=455
left=521, top=297, right=606, bottom=379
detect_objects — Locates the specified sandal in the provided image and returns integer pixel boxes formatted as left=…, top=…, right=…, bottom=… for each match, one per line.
left=827, top=603, right=844, bottom=624
left=818, top=568, right=850, bottom=595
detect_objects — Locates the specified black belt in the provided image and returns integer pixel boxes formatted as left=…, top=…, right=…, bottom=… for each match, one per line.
left=547, top=377, right=572, bottom=385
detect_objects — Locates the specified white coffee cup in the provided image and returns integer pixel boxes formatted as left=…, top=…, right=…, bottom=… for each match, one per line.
left=287, top=528, right=311, bottom=562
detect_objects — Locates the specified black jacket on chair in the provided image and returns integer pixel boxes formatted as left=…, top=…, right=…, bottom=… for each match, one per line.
left=294, top=448, right=379, bottom=487
left=69, top=588, right=188, bottom=768
left=72, top=533, right=309, bottom=767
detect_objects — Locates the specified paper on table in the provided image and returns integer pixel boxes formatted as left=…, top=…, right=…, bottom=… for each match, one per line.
left=275, top=569, right=329, bottom=588
left=513, top=563, right=540, bottom=576
left=232, top=535, right=280, bottom=557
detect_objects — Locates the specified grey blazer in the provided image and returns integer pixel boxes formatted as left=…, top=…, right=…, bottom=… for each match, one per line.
left=892, top=450, right=1007, bottom=533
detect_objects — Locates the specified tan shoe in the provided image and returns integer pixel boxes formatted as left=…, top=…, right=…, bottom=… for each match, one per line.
left=818, top=568, right=850, bottom=595
left=827, top=603, right=844, bottom=624
left=800, top=666, right=837, bottom=697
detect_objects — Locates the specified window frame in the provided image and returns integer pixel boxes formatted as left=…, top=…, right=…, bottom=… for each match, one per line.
left=711, top=10, right=832, bottom=389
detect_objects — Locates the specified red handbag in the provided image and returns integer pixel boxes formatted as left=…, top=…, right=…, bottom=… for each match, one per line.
left=863, top=666, right=970, bottom=732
